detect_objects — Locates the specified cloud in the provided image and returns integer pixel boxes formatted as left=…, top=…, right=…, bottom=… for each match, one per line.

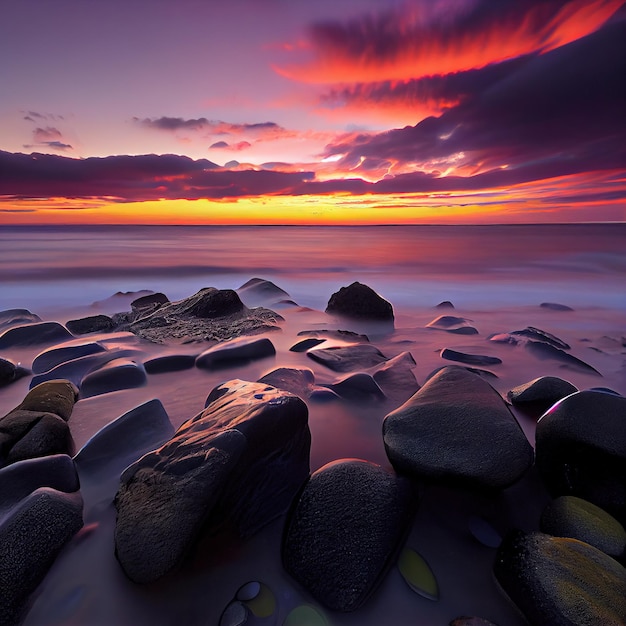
left=210, top=141, right=229, bottom=149
left=23, top=126, right=73, bottom=152
left=137, top=116, right=285, bottom=138
left=209, top=140, right=252, bottom=151
left=136, top=116, right=210, bottom=131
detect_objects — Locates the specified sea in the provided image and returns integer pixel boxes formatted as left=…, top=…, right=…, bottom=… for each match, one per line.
left=1, top=223, right=625, bottom=315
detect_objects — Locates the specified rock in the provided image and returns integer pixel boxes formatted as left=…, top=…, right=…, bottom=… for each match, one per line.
left=130, top=292, right=169, bottom=313
left=80, top=358, right=147, bottom=398
left=114, top=379, right=310, bottom=583
left=66, top=315, right=115, bottom=335
left=289, top=337, right=326, bottom=352
left=494, top=531, right=626, bottom=626
left=283, top=459, right=415, bottom=612
left=297, top=329, right=369, bottom=342
left=383, top=366, right=533, bottom=489
left=540, top=302, right=574, bottom=311
left=307, top=344, right=388, bottom=372
left=0, top=357, right=30, bottom=387
left=525, top=341, right=601, bottom=375
left=144, top=354, right=196, bottom=374
left=507, top=376, right=578, bottom=413
left=440, top=348, right=502, bottom=367
left=0, top=308, right=41, bottom=329
left=324, top=372, right=386, bottom=402
left=535, top=390, right=626, bottom=522
left=237, top=278, right=290, bottom=307
left=325, top=282, right=394, bottom=323
left=368, top=351, right=419, bottom=403
left=397, top=546, right=438, bottom=600
left=0, top=487, right=83, bottom=626
left=511, top=326, right=571, bottom=350
left=257, top=367, right=317, bottom=400
left=32, top=342, right=107, bottom=374
left=435, top=301, right=455, bottom=310
left=426, top=315, right=478, bottom=335
left=427, top=365, right=498, bottom=381
left=195, top=337, right=275, bottom=369
left=16, top=379, right=78, bottom=421
left=541, top=496, right=626, bottom=560
left=450, top=618, right=499, bottom=626
left=0, top=321, right=73, bottom=349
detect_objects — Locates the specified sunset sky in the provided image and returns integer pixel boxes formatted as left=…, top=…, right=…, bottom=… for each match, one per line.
left=1, top=0, right=625, bottom=224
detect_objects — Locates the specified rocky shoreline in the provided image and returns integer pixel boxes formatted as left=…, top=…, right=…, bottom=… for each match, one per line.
left=0, top=279, right=624, bottom=626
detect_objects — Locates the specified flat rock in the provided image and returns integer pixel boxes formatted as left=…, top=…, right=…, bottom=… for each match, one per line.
left=0, top=357, right=30, bottom=387
left=494, top=531, right=626, bottom=626
left=144, top=353, right=197, bottom=374
left=325, top=282, right=394, bottom=324
left=237, top=278, right=290, bottom=307
left=525, top=341, right=601, bottom=375
left=426, top=315, right=478, bottom=335
left=0, top=321, right=73, bottom=349
left=324, top=372, right=386, bottom=402
left=297, top=329, right=369, bottom=342
left=367, top=351, right=419, bottom=403
left=0, top=308, right=42, bottom=329
left=114, top=379, right=310, bottom=583
left=507, top=376, right=578, bottom=413
left=440, top=348, right=502, bottom=367
left=540, top=496, right=626, bottom=560
left=540, top=302, right=574, bottom=311
left=307, top=344, right=388, bottom=372
left=80, top=358, right=147, bottom=398
left=257, top=367, right=318, bottom=400
left=383, top=366, right=533, bottom=489
left=0, top=487, right=83, bottom=626
left=289, top=337, right=326, bottom=352
left=489, top=326, right=570, bottom=349
left=283, top=459, right=415, bottom=612
left=66, top=315, right=115, bottom=335
left=195, top=336, right=275, bottom=369
left=16, top=379, right=78, bottom=421
left=32, top=341, right=107, bottom=374
left=535, top=390, right=626, bottom=522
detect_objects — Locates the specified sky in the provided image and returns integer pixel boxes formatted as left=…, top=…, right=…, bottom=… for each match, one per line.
left=0, top=0, right=625, bottom=224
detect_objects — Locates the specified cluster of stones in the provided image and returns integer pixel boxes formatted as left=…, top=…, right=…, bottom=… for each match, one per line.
left=1, top=281, right=625, bottom=625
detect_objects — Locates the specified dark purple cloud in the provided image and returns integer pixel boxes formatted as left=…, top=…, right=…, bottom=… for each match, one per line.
left=137, top=117, right=282, bottom=136
left=210, top=141, right=229, bottom=149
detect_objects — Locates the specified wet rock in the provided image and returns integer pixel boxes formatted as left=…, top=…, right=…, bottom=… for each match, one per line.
left=130, top=292, right=169, bottom=313
left=426, top=315, right=478, bottom=335
left=114, top=379, right=310, bottom=583
left=440, top=348, right=502, bottom=367
left=0, top=321, right=73, bottom=349
left=16, top=379, right=78, bottom=421
left=283, top=459, right=415, bottom=612
left=307, top=344, right=388, bottom=372
left=0, top=487, right=83, bottom=626
left=398, top=546, right=438, bottom=600
left=525, top=341, right=601, bottom=375
left=368, top=351, right=419, bottom=403
left=507, top=376, right=578, bottom=413
left=66, top=315, right=115, bottom=335
left=297, top=329, right=369, bottom=342
left=196, top=337, right=275, bottom=369
left=32, top=342, right=107, bottom=374
left=435, top=301, right=455, bottom=310
left=540, top=302, right=574, bottom=311
left=450, top=618, right=499, bottom=626
left=257, top=367, right=317, bottom=400
left=0, top=357, right=30, bottom=387
left=494, top=531, right=626, bottom=626
left=489, top=326, right=570, bottom=350
left=541, top=496, right=626, bottom=560
left=325, top=282, right=394, bottom=323
left=144, top=353, right=196, bottom=374
left=427, top=365, right=498, bottom=381
left=289, top=337, right=326, bottom=352
left=324, top=372, right=386, bottom=402
left=383, top=366, right=533, bottom=489
left=0, top=308, right=42, bottom=329
left=535, top=390, right=626, bottom=522
left=237, top=278, right=290, bottom=307
left=80, top=358, right=147, bottom=398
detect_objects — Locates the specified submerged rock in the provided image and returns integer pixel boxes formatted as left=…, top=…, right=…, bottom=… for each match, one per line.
left=0, top=308, right=42, bottom=329
left=283, top=459, right=415, bottom=612
left=307, top=344, right=388, bottom=372
left=383, top=366, right=533, bottom=489
left=540, top=302, right=574, bottom=311
left=525, top=341, right=601, bottom=375
left=0, top=321, right=73, bottom=349
left=325, top=282, right=394, bottom=323
left=535, top=390, right=626, bottom=522
left=80, top=358, right=147, bottom=398
left=494, top=531, right=626, bottom=626
left=114, top=379, right=310, bottom=583
left=31, top=342, right=107, bottom=374
left=440, top=348, right=502, bottom=367
left=195, top=337, right=275, bottom=370
left=426, top=315, right=478, bottom=335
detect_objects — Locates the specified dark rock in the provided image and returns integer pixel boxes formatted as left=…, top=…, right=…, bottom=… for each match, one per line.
left=80, top=358, right=147, bottom=398
left=307, top=344, right=388, bottom=372
left=16, top=379, right=78, bottom=421
left=525, top=341, right=601, bottom=375
left=144, top=354, right=197, bottom=374
left=0, top=487, right=83, bottom=626
left=368, top=351, right=419, bottom=403
left=0, top=321, right=73, bottom=349
left=237, top=278, right=290, bottom=307
left=536, top=390, right=626, bottom=522
left=427, top=365, right=498, bottom=381
left=383, top=366, right=533, bottom=489
left=440, top=348, right=502, bottom=367
left=165, top=287, right=244, bottom=319
left=450, top=618, right=499, bottom=626
left=325, top=282, right=394, bottom=323
left=195, top=337, right=275, bottom=369
left=0, top=308, right=42, bottom=329
left=435, top=301, right=455, bottom=310
left=289, top=337, right=326, bottom=352
left=511, top=326, right=570, bottom=350
left=66, top=314, right=115, bottom=335
left=324, top=372, right=386, bottom=402
left=32, top=341, right=106, bottom=374
left=541, top=496, right=626, bottom=560
left=0, top=357, right=30, bottom=387
left=507, top=376, right=578, bottom=413
left=297, top=329, right=369, bottom=342
left=114, top=379, right=310, bottom=583
left=540, top=302, right=574, bottom=311
left=283, top=459, right=415, bottom=612
left=494, top=531, right=626, bottom=626
left=130, top=292, right=169, bottom=313
left=426, top=315, right=478, bottom=335
left=257, top=367, right=317, bottom=400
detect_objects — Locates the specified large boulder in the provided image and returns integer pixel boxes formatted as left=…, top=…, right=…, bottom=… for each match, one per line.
left=507, top=376, right=578, bottom=414
left=79, top=358, right=147, bottom=398
left=66, top=314, right=115, bottom=335
left=195, top=337, right=275, bottom=370
left=494, top=531, right=626, bottom=626
left=0, top=308, right=41, bottom=329
left=32, top=341, right=107, bottom=374
left=114, top=379, right=310, bottom=583
left=325, top=282, right=394, bottom=323
left=283, top=459, right=415, bottom=612
left=237, top=278, right=290, bottom=307
left=383, top=366, right=533, bottom=489
left=535, top=390, right=626, bottom=522
left=0, top=321, right=73, bottom=349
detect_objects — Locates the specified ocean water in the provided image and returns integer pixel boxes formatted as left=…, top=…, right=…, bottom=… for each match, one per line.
left=1, top=223, right=625, bottom=315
